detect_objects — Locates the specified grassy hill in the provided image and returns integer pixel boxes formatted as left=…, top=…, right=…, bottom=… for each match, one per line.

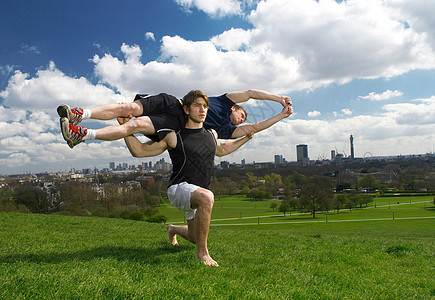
left=1, top=206, right=434, bottom=299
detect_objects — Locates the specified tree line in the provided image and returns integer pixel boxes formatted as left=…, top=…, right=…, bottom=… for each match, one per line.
left=1, top=156, right=434, bottom=220
left=0, top=179, right=167, bottom=223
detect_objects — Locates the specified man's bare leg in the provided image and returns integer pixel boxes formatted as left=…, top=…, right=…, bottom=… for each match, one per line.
left=166, top=189, right=218, bottom=266
left=167, top=224, right=185, bottom=246
left=89, top=101, right=143, bottom=120
left=94, top=116, right=156, bottom=140
left=190, top=188, right=219, bottom=267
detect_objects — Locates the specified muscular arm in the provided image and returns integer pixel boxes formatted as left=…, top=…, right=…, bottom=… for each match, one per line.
left=123, top=132, right=177, bottom=158
left=215, top=131, right=254, bottom=157
left=118, top=116, right=176, bottom=157
left=226, top=89, right=292, bottom=107
left=231, top=104, right=293, bottom=138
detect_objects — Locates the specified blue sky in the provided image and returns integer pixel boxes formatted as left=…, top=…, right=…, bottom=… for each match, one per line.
left=1, top=0, right=434, bottom=175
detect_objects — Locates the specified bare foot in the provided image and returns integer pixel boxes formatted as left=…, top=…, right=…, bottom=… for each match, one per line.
left=167, top=225, right=179, bottom=246
left=197, top=254, right=219, bottom=267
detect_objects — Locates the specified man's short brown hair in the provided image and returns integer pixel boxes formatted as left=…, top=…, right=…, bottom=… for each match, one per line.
left=233, top=104, right=248, bottom=121
left=182, top=90, right=209, bottom=108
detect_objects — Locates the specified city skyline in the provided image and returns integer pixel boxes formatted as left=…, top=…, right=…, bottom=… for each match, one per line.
left=1, top=0, right=434, bottom=175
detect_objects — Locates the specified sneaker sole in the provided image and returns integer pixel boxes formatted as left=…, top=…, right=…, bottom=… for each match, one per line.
left=57, top=104, right=71, bottom=120
left=60, top=117, right=75, bottom=149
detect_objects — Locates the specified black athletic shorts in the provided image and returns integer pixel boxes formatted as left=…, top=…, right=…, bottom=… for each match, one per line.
left=134, top=93, right=186, bottom=142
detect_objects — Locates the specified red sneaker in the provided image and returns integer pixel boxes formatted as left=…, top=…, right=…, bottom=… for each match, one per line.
left=57, top=104, right=84, bottom=125
left=60, top=117, right=87, bottom=149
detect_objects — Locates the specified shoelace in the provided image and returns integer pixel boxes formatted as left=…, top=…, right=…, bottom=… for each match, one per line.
left=69, top=124, right=87, bottom=143
left=70, top=108, right=83, bottom=125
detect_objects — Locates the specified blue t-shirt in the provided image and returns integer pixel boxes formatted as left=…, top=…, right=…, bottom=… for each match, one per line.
left=204, top=94, right=237, bottom=139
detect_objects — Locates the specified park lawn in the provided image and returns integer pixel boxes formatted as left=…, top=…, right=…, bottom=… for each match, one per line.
left=159, top=195, right=280, bottom=222
left=208, top=202, right=434, bottom=226
left=159, top=195, right=434, bottom=223
left=368, top=195, right=433, bottom=207
left=0, top=212, right=434, bottom=299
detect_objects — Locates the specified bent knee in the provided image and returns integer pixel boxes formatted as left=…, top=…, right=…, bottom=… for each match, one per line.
left=120, top=102, right=143, bottom=116
left=192, top=189, right=214, bottom=208
left=124, top=117, right=155, bottom=134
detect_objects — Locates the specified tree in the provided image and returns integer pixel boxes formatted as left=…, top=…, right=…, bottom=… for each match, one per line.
left=358, top=174, right=379, bottom=190
left=279, top=201, right=291, bottom=216
left=13, top=185, right=50, bottom=213
left=270, top=201, right=278, bottom=211
left=241, top=185, right=250, bottom=196
left=248, top=188, right=271, bottom=201
left=282, top=176, right=297, bottom=198
left=0, top=185, right=13, bottom=205
left=58, top=181, right=97, bottom=215
left=221, top=177, right=238, bottom=196
left=359, top=194, right=374, bottom=208
left=264, top=173, right=282, bottom=196
left=246, top=172, right=259, bottom=188
left=289, top=171, right=308, bottom=188
left=333, top=194, right=347, bottom=213
left=299, top=176, right=334, bottom=218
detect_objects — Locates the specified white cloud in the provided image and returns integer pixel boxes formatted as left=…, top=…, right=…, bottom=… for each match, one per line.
left=246, top=0, right=434, bottom=82
left=383, top=96, right=435, bottom=125
left=0, top=153, right=31, bottom=167
left=0, top=106, right=27, bottom=122
left=341, top=108, right=352, bottom=116
left=308, top=110, right=321, bottom=117
left=1, top=0, right=435, bottom=174
left=0, top=61, right=125, bottom=112
left=92, top=38, right=301, bottom=97
left=91, top=0, right=434, bottom=97
left=359, top=90, right=404, bottom=101
left=19, top=44, right=40, bottom=55
left=175, top=0, right=242, bottom=17
left=234, top=101, right=435, bottom=163
left=145, top=32, right=156, bottom=41
left=211, top=27, right=253, bottom=51
left=333, top=109, right=352, bottom=117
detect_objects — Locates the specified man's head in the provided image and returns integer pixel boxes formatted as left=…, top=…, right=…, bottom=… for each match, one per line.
left=182, top=90, right=209, bottom=108
left=230, top=105, right=248, bottom=126
left=183, top=90, right=209, bottom=125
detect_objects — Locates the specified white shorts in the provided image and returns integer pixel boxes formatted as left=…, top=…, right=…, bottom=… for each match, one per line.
left=167, top=182, right=200, bottom=220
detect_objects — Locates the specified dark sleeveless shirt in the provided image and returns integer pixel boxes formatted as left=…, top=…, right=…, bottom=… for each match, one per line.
left=168, top=128, right=217, bottom=189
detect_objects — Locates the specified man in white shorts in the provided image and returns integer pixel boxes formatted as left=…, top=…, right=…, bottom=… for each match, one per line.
left=117, top=90, right=292, bottom=266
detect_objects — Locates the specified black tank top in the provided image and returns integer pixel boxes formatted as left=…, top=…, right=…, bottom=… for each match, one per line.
left=169, top=128, right=217, bottom=188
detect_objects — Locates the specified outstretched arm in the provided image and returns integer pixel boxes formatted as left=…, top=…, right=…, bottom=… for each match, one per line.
left=226, top=89, right=292, bottom=107
left=231, top=104, right=293, bottom=138
left=215, top=131, right=254, bottom=157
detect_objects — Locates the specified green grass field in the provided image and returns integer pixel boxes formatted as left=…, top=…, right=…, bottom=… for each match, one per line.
left=1, top=196, right=434, bottom=299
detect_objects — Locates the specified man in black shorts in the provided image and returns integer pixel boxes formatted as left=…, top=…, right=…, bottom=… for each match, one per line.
left=59, top=93, right=186, bottom=148
left=118, top=90, right=254, bottom=267
left=58, top=89, right=292, bottom=148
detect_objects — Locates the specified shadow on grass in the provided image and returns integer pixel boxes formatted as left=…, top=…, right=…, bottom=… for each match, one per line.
left=0, top=242, right=191, bottom=265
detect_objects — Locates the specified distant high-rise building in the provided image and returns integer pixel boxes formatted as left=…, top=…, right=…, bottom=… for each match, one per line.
left=274, top=155, right=283, bottom=164
left=220, top=161, right=230, bottom=168
left=350, top=134, right=355, bottom=159
left=331, top=150, right=336, bottom=160
left=241, top=159, right=246, bottom=165
left=296, top=144, right=309, bottom=166
left=109, top=162, right=115, bottom=170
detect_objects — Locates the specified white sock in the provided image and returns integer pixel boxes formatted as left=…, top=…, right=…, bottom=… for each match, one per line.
left=83, top=129, right=96, bottom=140
left=82, top=109, right=92, bottom=120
